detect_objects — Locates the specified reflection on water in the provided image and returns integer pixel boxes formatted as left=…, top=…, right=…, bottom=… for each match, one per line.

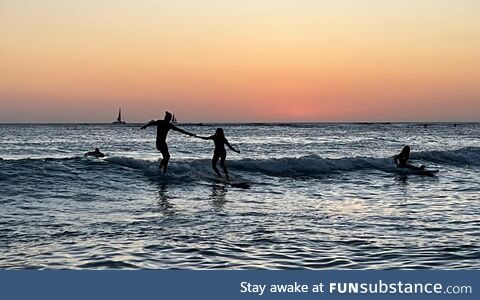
left=156, top=184, right=175, bottom=213
left=395, top=175, right=409, bottom=185
left=395, top=175, right=409, bottom=203
left=210, top=184, right=227, bottom=210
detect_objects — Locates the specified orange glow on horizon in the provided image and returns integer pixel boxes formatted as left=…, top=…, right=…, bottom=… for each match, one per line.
left=1, top=0, right=479, bottom=122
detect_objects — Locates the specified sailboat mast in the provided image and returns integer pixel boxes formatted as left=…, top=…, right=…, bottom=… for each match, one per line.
left=117, top=108, right=122, bottom=122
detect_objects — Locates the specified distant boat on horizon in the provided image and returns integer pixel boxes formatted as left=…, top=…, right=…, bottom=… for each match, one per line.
left=172, top=114, right=178, bottom=124
left=112, top=108, right=126, bottom=124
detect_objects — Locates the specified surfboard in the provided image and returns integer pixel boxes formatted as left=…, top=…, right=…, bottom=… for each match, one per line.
left=413, top=169, right=439, bottom=176
left=395, top=168, right=439, bottom=176
left=209, top=175, right=251, bottom=189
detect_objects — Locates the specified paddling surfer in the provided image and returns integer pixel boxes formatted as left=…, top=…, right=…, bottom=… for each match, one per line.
left=85, top=148, right=105, bottom=158
left=141, top=111, right=195, bottom=173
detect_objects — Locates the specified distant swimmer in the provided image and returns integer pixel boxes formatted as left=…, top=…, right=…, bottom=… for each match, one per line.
left=85, top=148, right=105, bottom=158
left=394, top=145, right=424, bottom=170
left=141, top=111, right=195, bottom=174
left=196, top=128, right=240, bottom=180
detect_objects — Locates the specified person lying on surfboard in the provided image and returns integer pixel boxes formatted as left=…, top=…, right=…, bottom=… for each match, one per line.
left=394, top=145, right=425, bottom=170
left=141, top=111, right=195, bottom=174
left=85, top=148, right=105, bottom=158
left=196, top=128, right=240, bottom=180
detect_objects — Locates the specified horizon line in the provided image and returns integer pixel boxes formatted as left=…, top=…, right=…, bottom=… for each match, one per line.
left=0, top=121, right=478, bottom=125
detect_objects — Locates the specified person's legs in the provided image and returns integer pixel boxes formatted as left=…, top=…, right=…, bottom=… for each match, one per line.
left=220, top=152, right=228, bottom=180
left=161, top=152, right=170, bottom=174
left=157, top=142, right=170, bottom=174
left=212, top=154, right=221, bottom=177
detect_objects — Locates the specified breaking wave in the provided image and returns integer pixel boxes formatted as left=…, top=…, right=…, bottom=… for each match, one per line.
left=1, top=147, right=479, bottom=181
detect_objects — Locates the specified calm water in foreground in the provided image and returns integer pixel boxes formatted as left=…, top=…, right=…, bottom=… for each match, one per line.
left=0, top=123, right=479, bottom=269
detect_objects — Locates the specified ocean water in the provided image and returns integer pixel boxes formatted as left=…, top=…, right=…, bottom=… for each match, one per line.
left=0, top=123, right=479, bottom=269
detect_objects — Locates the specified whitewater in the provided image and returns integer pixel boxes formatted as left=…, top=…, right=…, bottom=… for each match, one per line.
left=1, top=123, right=479, bottom=269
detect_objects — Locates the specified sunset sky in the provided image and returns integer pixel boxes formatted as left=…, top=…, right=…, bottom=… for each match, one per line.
left=1, top=0, right=479, bottom=122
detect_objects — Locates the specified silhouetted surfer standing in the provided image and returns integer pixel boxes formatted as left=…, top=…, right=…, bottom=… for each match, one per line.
left=196, top=128, right=240, bottom=180
left=141, top=111, right=195, bottom=174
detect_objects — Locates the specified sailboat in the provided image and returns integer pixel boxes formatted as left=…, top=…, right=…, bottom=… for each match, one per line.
left=172, top=114, right=178, bottom=124
left=112, top=108, right=126, bottom=124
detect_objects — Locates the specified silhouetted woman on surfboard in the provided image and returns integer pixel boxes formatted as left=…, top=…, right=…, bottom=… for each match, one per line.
left=196, top=128, right=240, bottom=180
left=394, top=145, right=425, bottom=170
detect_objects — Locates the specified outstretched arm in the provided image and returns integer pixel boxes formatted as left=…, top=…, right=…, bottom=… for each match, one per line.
left=225, top=138, right=240, bottom=153
left=170, top=124, right=195, bottom=136
left=196, top=135, right=214, bottom=140
left=140, top=120, right=159, bottom=129
left=393, top=154, right=399, bottom=166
